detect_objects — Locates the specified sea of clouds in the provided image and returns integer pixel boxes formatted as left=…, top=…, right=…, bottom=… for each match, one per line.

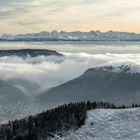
left=0, top=52, right=140, bottom=96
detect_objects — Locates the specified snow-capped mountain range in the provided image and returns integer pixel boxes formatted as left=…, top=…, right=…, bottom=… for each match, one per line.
left=0, top=30, right=140, bottom=41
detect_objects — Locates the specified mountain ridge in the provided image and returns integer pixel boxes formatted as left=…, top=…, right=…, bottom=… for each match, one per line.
left=0, top=49, right=63, bottom=58
left=37, top=65, right=140, bottom=106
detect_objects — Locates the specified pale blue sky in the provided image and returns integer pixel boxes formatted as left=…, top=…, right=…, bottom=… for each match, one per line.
left=0, top=0, right=139, bottom=33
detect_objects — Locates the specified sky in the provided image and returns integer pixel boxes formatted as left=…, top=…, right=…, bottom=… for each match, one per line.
left=0, top=0, right=139, bottom=34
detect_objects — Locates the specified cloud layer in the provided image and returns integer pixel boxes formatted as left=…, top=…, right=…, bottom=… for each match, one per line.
left=0, top=53, right=140, bottom=96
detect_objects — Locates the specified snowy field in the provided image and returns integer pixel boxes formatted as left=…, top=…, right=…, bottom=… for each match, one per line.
left=64, top=108, right=140, bottom=140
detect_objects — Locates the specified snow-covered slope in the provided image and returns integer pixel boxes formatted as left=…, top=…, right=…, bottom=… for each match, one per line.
left=64, top=108, right=140, bottom=140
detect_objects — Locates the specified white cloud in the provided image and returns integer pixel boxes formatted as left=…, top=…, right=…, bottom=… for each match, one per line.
left=0, top=0, right=139, bottom=33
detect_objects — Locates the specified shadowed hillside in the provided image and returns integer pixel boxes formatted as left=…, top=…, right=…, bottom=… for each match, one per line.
left=37, top=65, right=140, bottom=106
